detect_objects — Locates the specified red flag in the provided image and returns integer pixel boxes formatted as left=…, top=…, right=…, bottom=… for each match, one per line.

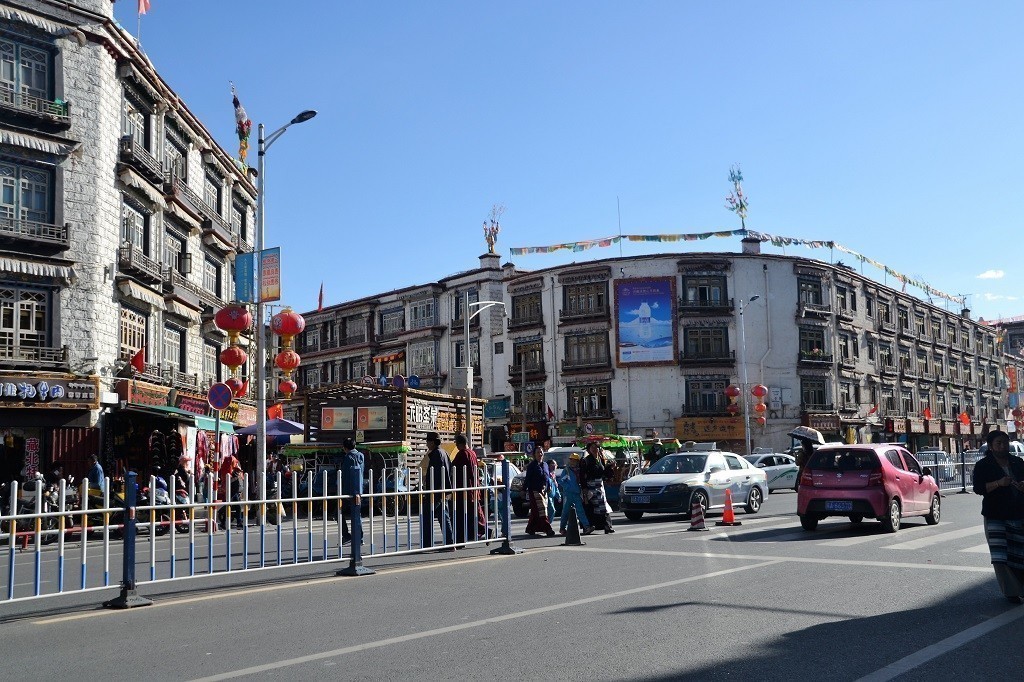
left=546, top=404, right=554, bottom=421
left=317, top=282, right=324, bottom=312
left=267, top=403, right=284, bottom=420
left=922, top=407, right=932, bottom=420
left=959, top=411, right=971, bottom=426
left=237, top=379, right=250, bottom=398
left=130, top=347, right=146, bottom=373
left=138, top=0, right=151, bottom=15
left=867, top=405, right=878, bottom=415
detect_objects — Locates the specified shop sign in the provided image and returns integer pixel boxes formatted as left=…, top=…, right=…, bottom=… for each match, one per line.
left=674, top=417, right=744, bottom=441
left=555, top=419, right=616, bottom=438
left=434, top=409, right=482, bottom=435
left=174, top=393, right=211, bottom=416
left=484, top=397, right=509, bottom=420
left=807, top=414, right=841, bottom=433
left=886, top=418, right=908, bottom=434
left=1, top=376, right=98, bottom=409
left=907, top=418, right=926, bottom=434
left=233, top=403, right=257, bottom=427
left=118, top=380, right=169, bottom=407
left=23, top=437, right=39, bottom=477
left=407, top=402, right=440, bottom=429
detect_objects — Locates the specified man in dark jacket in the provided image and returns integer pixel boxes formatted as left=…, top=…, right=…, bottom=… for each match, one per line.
left=340, top=438, right=364, bottom=546
left=421, top=432, right=455, bottom=549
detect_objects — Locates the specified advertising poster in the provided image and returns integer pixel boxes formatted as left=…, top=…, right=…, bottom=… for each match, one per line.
left=614, top=277, right=676, bottom=366
left=356, top=406, right=388, bottom=430
left=234, top=252, right=256, bottom=303
left=259, top=247, right=281, bottom=303
left=321, top=406, right=354, bottom=430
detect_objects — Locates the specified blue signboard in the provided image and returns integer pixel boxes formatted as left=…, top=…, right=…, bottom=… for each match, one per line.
left=234, top=252, right=256, bottom=303
left=484, top=397, right=510, bottom=420
left=408, top=375, right=421, bottom=389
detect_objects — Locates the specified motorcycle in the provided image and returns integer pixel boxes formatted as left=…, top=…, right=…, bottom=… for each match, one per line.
left=137, top=477, right=172, bottom=536
left=369, top=467, right=409, bottom=516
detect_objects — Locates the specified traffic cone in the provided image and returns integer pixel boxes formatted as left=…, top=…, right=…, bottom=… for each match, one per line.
left=715, top=489, right=742, bottom=526
left=687, top=498, right=708, bottom=531
left=561, top=505, right=586, bottom=546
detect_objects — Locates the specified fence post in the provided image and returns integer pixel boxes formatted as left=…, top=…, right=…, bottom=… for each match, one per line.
left=959, top=449, right=968, bottom=494
left=490, top=459, right=523, bottom=556
left=103, top=472, right=153, bottom=609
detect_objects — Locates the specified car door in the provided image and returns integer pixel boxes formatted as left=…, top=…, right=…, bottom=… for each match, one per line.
left=704, top=453, right=729, bottom=507
left=775, top=455, right=799, bottom=490
left=900, top=450, right=931, bottom=512
left=883, top=449, right=918, bottom=513
left=724, top=454, right=753, bottom=501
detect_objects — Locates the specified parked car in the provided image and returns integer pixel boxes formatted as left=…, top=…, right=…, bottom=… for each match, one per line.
left=914, top=448, right=955, bottom=482
left=743, top=453, right=799, bottom=492
left=797, top=443, right=940, bottom=533
left=618, top=444, right=768, bottom=521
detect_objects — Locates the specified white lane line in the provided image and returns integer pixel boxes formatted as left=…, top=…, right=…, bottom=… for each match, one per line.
left=856, top=606, right=1024, bottom=681
left=883, top=526, right=982, bottom=550
left=819, top=523, right=950, bottom=548
left=630, top=515, right=789, bottom=539
left=960, top=543, right=990, bottom=554
left=188, top=559, right=784, bottom=682
left=691, top=518, right=802, bottom=542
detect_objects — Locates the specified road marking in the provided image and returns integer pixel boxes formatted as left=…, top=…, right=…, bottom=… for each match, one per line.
left=630, top=515, right=787, bottom=539
left=882, top=526, right=982, bottom=550
left=960, top=543, right=989, bottom=554
left=188, top=559, right=784, bottom=681
left=856, top=606, right=1024, bottom=681
left=819, top=523, right=950, bottom=547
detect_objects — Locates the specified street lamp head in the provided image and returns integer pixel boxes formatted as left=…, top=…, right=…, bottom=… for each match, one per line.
left=291, top=110, right=317, bottom=124
left=749, top=295, right=761, bottom=303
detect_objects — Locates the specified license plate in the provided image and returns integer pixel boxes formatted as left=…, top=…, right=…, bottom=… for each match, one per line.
left=825, top=500, right=853, bottom=512
left=632, top=495, right=650, bottom=504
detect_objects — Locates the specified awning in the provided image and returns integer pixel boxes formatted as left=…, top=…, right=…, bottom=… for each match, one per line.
left=118, top=280, right=165, bottom=308
left=121, top=404, right=199, bottom=422
left=165, top=299, right=202, bottom=324
left=372, top=350, right=405, bottom=364
left=0, top=129, right=79, bottom=157
left=118, top=167, right=167, bottom=208
left=0, top=256, right=76, bottom=283
left=195, top=416, right=235, bottom=434
left=164, top=200, right=202, bottom=232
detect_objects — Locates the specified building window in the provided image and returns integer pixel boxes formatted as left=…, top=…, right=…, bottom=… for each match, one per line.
left=454, top=339, right=480, bottom=370
left=380, top=308, right=405, bottom=335
left=565, top=332, right=609, bottom=366
left=836, top=286, right=848, bottom=313
left=409, top=298, right=436, bottom=329
left=512, top=387, right=546, bottom=419
left=203, top=257, right=221, bottom=297
left=686, top=379, right=727, bottom=413
left=878, top=300, right=892, bottom=324
left=163, top=124, right=188, bottom=181
left=879, top=342, right=893, bottom=368
left=866, top=339, right=876, bottom=361
left=341, top=316, right=365, bottom=344
left=348, top=359, right=367, bottom=380
left=567, top=383, right=611, bottom=418
left=1, top=161, right=52, bottom=225
left=119, top=306, right=147, bottom=362
left=800, top=378, right=827, bottom=409
left=684, top=327, right=728, bottom=357
left=409, top=341, right=436, bottom=375
left=121, top=200, right=148, bottom=252
left=936, top=393, right=947, bottom=417
left=0, top=38, right=50, bottom=100
left=917, top=352, right=928, bottom=375
left=163, top=231, right=187, bottom=274
left=915, top=313, right=926, bottom=336
left=512, top=340, right=542, bottom=371
left=931, top=318, right=942, bottom=341
left=865, top=296, right=874, bottom=317
left=799, top=327, right=825, bottom=354
left=798, top=278, right=823, bottom=305
left=203, top=173, right=221, bottom=215
left=950, top=360, right=960, bottom=381
left=897, top=307, right=910, bottom=333
left=231, top=201, right=246, bottom=242
left=453, top=289, right=479, bottom=323
left=882, top=388, right=896, bottom=414
left=839, top=333, right=852, bottom=360
left=898, top=348, right=912, bottom=372
left=901, top=390, right=913, bottom=415
left=0, top=285, right=49, bottom=357
left=564, top=281, right=608, bottom=316
left=511, top=292, right=542, bottom=325
left=163, top=325, right=185, bottom=372
left=494, top=341, right=504, bottom=354
left=122, top=93, right=148, bottom=149
left=203, top=342, right=220, bottom=385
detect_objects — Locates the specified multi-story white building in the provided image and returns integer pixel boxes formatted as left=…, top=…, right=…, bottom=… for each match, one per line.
left=1, top=0, right=254, bottom=480
left=297, top=237, right=1020, bottom=455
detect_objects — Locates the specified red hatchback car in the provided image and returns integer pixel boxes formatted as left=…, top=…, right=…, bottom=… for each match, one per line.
left=797, top=443, right=941, bottom=532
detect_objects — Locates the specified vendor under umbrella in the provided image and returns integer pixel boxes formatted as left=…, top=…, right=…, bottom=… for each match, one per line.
left=789, top=426, right=826, bottom=486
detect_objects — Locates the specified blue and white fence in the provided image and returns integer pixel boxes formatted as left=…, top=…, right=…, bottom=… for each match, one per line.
left=915, top=450, right=986, bottom=493
left=0, top=460, right=517, bottom=605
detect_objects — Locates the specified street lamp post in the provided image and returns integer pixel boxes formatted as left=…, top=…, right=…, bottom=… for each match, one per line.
left=255, top=110, right=316, bottom=493
left=462, top=290, right=506, bottom=449
left=738, top=294, right=761, bottom=457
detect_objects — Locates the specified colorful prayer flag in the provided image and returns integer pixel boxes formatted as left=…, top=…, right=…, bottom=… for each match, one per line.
left=317, top=282, right=324, bottom=312
left=231, top=83, right=252, bottom=168
left=138, top=0, right=151, bottom=15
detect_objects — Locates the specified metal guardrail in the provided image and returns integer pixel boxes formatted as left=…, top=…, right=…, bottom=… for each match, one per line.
left=915, top=451, right=986, bottom=493
left=0, top=463, right=514, bottom=605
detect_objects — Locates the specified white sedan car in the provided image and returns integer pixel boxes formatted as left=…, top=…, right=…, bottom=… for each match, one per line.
left=743, top=453, right=799, bottom=492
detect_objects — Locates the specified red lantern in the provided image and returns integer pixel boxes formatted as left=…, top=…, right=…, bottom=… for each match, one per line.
left=751, top=384, right=768, bottom=399
left=219, top=346, right=248, bottom=374
left=1014, top=407, right=1024, bottom=420
left=271, top=307, right=305, bottom=349
left=754, top=402, right=767, bottom=413
left=726, top=403, right=740, bottom=415
left=279, top=379, right=297, bottom=399
left=214, top=305, right=252, bottom=345
left=275, top=349, right=301, bottom=379
left=756, top=416, right=767, bottom=426
left=724, top=385, right=741, bottom=399
left=224, top=376, right=244, bottom=397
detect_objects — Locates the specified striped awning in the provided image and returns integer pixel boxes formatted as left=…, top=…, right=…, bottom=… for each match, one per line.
left=372, top=350, right=405, bottom=364
left=118, top=280, right=165, bottom=308
left=0, top=256, right=76, bottom=283
left=165, top=299, right=202, bottom=324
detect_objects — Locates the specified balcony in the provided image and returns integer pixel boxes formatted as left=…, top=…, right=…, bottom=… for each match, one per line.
left=339, top=334, right=368, bottom=348
left=161, top=268, right=204, bottom=310
left=679, top=349, right=736, bottom=366
left=118, top=244, right=163, bottom=285
left=298, top=338, right=341, bottom=355
left=678, top=298, right=734, bottom=316
left=680, top=405, right=729, bottom=417
left=164, top=172, right=206, bottom=222
left=508, top=361, right=545, bottom=381
left=562, top=356, right=612, bottom=371
left=118, top=136, right=164, bottom=185
left=0, top=90, right=70, bottom=130
left=509, top=410, right=548, bottom=423
left=562, top=409, right=612, bottom=421
left=897, top=324, right=917, bottom=339
left=201, top=217, right=236, bottom=255
left=559, top=307, right=611, bottom=322
left=837, top=400, right=859, bottom=413
left=880, top=362, right=898, bottom=377
left=0, top=215, right=70, bottom=251
left=450, top=317, right=480, bottom=334
left=798, top=350, right=833, bottom=365
left=234, top=238, right=253, bottom=254
left=839, top=355, right=856, bottom=369
left=507, top=315, right=543, bottom=331
left=801, top=403, right=835, bottom=412
left=376, top=328, right=405, bottom=342
left=878, top=319, right=897, bottom=335
left=798, top=301, right=832, bottom=318
left=0, top=344, right=69, bottom=370
left=901, top=365, right=919, bottom=379
left=836, top=306, right=855, bottom=322
left=920, top=371, right=936, bottom=382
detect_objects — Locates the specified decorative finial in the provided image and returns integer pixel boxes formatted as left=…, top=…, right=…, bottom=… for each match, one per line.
left=725, top=164, right=749, bottom=230
left=483, top=203, right=505, bottom=254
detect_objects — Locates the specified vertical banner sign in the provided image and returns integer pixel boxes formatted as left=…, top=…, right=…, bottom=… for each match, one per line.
left=234, top=252, right=257, bottom=303
left=614, top=277, right=676, bottom=366
left=259, top=247, right=281, bottom=303
left=24, top=437, right=40, bottom=477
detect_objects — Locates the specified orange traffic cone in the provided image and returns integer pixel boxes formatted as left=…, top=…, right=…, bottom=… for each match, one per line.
left=687, top=498, right=708, bottom=531
left=715, top=489, right=742, bottom=526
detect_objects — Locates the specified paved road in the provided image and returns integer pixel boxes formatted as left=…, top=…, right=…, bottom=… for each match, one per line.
left=1, top=489, right=1020, bottom=681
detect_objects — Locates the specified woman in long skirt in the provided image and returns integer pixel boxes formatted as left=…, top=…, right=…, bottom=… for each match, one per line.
left=524, top=448, right=555, bottom=537
left=973, top=429, right=1024, bottom=603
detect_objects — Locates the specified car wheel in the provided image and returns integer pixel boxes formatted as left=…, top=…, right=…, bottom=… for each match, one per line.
left=925, top=494, right=941, bottom=525
left=800, top=514, right=818, bottom=531
left=689, top=489, right=709, bottom=517
left=624, top=510, right=644, bottom=522
left=849, top=515, right=864, bottom=524
left=744, top=487, right=763, bottom=514
left=881, top=498, right=901, bottom=533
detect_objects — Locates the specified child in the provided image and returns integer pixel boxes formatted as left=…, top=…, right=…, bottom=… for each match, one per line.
left=557, top=452, right=592, bottom=535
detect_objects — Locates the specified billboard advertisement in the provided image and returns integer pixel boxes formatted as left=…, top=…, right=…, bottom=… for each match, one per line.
left=259, top=247, right=281, bottom=303
left=234, top=252, right=257, bottom=303
left=614, top=277, right=676, bottom=366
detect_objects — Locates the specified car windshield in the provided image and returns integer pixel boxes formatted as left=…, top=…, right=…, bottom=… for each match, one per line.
left=742, top=455, right=761, bottom=465
left=545, top=451, right=573, bottom=468
left=648, top=454, right=707, bottom=474
left=808, top=449, right=879, bottom=471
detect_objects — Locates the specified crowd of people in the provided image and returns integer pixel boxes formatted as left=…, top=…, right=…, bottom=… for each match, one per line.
left=523, top=441, right=616, bottom=538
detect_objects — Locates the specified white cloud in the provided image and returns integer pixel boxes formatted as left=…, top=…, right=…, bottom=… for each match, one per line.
left=977, top=270, right=1005, bottom=279
left=981, top=293, right=1019, bottom=302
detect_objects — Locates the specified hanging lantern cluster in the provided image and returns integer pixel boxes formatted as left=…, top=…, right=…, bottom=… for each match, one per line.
left=214, top=304, right=252, bottom=398
left=752, top=384, right=768, bottom=426
left=724, top=384, right=741, bottom=415
left=271, top=307, right=305, bottom=399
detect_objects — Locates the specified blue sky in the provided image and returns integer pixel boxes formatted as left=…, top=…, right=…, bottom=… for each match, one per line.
left=114, top=0, right=1022, bottom=323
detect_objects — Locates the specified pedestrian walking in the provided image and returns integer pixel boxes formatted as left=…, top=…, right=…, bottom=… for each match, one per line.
left=580, top=442, right=614, bottom=534
left=452, top=434, right=488, bottom=543
left=546, top=459, right=561, bottom=522
left=524, top=447, right=555, bottom=537
left=972, top=429, right=1024, bottom=604
left=86, top=454, right=105, bottom=493
left=421, top=432, right=455, bottom=549
left=340, top=438, right=365, bottom=551
left=557, top=452, right=592, bottom=535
